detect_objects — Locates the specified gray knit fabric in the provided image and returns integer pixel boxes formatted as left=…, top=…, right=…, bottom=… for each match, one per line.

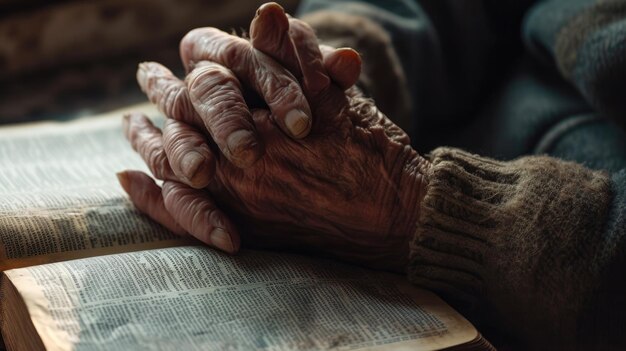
left=526, top=0, right=626, bottom=125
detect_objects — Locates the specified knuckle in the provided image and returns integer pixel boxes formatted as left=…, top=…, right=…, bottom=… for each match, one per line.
left=166, top=85, right=195, bottom=123
left=182, top=27, right=246, bottom=63
left=163, top=184, right=214, bottom=233
left=161, top=181, right=182, bottom=202
left=210, top=90, right=247, bottom=113
left=162, top=120, right=184, bottom=144
left=190, top=200, right=213, bottom=235
left=180, top=27, right=216, bottom=66
left=163, top=122, right=204, bottom=154
left=182, top=28, right=205, bottom=43
left=181, top=28, right=210, bottom=51
left=188, top=64, right=238, bottom=96
left=224, top=38, right=251, bottom=62
left=263, top=76, right=299, bottom=105
left=162, top=184, right=192, bottom=216
left=143, top=138, right=170, bottom=179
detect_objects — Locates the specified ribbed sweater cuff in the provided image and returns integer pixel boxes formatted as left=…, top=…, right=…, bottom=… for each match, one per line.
left=407, top=148, right=512, bottom=307
left=407, top=147, right=612, bottom=324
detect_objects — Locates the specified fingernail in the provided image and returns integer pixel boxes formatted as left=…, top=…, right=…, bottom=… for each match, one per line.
left=116, top=172, right=131, bottom=194
left=181, top=151, right=205, bottom=180
left=337, top=47, right=361, bottom=59
left=285, top=109, right=311, bottom=138
left=227, top=130, right=261, bottom=168
left=211, top=228, right=234, bottom=253
left=258, top=2, right=284, bottom=15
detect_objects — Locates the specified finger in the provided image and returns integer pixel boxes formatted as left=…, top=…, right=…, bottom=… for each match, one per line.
left=163, top=118, right=216, bottom=189
left=186, top=61, right=263, bottom=168
left=180, top=27, right=312, bottom=139
left=136, top=62, right=204, bottom=130
left=116, top=170, right=187, bottom=236
left=287, top=17, right=330, bottom=94
left=250, top=2, right=301, bottom=76
left=322, top=47, right=362, bottom=90
left=250, top=4, right=330, bottom=94
left=122, top=112, right=175, bottom=181
left=136, top=62, right=222, bottom=180
left=162, top=180, right=240, bottom=254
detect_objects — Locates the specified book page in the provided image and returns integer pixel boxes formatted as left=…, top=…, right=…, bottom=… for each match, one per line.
left=0, top=104, right=185, bottom=271
left=5, top=246, right=477, bottom=351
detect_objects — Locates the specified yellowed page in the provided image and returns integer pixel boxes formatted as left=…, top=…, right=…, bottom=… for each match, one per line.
left=0, top=104, right=184, bottom=271
left=6, top=246, right=477, bottom=351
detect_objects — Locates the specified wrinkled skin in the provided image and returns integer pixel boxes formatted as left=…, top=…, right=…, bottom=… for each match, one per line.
left=119, top=2, right=430, bottom=273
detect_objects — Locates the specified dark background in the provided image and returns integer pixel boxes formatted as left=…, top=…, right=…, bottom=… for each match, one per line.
left=0, top=0, right=299, bottom=124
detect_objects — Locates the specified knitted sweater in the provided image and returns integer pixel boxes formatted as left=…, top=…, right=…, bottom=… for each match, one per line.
left=299, top=0, right=626, bottom=349
left=415, top=148, right=624, bottom=350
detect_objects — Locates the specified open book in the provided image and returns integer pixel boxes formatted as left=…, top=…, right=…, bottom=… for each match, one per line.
left=0, top=105, right=493, bottom=351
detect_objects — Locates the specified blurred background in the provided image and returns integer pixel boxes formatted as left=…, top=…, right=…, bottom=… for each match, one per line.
left=0, top=0, right=299, bottom=124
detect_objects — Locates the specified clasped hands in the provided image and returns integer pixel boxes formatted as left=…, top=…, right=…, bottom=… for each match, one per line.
left=118, top=3, right=430, bottom=272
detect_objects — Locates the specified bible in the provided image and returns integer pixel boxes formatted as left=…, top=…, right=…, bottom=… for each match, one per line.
left=0, top=105, right=493, bottom=350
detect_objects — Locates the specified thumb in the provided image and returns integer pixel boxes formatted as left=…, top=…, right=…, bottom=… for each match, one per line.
left=320, top=46, right=362, bottom=90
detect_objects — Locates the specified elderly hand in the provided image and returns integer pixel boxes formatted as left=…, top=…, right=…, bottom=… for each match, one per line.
left=130, top=3, right=362, bottom=189
left=118, top=3, right=430, bottom=272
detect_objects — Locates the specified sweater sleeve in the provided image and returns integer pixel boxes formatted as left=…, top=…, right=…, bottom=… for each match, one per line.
left=409, top=147, right=626, bottom=349
left=297, top=0, right=419, bottom=135
left=297, top=0, right=533, bottom=146
left=523, top=0, right=626, bottom=126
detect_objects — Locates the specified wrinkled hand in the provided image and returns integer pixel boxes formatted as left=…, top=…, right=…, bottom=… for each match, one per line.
left=131, top=3, right=362, bottom=189
left=118, top=3, right=430, bottom=272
